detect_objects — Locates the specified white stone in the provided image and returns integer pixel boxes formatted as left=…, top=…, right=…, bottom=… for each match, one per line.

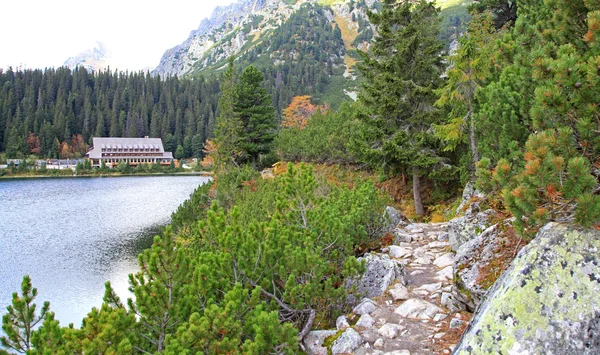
left=395, top=299, right=444, bottom=320
left=378, top=323, right=403, bottom=339
left=428, top=241, right=451, bottom=249
left=437, top=265, right=454, bottom=281
left=353, top=298, right=378, bottom=315
left=433, top=253, right=455, bottom=268
left=434, top=313, right=448, bottom=322
left=415, top=282, right=442, bottom=293
left=336, top=315, right=349, bottom=330
left=374, top=338, right=385, bottom=349
left=355, top=313, right=375, bottom=328
left=389, top=284, right=410, bottom=301
left=413, top=256, right=433, bottom=265
left=434, top=332, right=446, bottom=339
left=410, top=270, right=425, bottom=276
left=389, top=246, right=412, bottom=259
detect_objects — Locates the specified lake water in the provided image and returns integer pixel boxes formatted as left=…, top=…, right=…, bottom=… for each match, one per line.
left=0, top=175, right=209, bottom=326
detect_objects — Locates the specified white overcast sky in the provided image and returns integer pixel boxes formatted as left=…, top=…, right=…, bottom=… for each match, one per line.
left=1, top=0, right=236, bottom=71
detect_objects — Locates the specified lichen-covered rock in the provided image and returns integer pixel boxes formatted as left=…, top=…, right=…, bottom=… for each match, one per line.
left=353, top=298, right=378, bottom=315
left=448, top=201, right=497, bottom=251
left=451, top=220, right=514, bottom=311
left=303, top=330, right=338, bottom=355
left=385, top=206, right=409, bottom=229
left=455, top=223, right=600, bottom=354
left=332, top=328, right=364, bottom=354
left=347, top=253, right=405, bottom=304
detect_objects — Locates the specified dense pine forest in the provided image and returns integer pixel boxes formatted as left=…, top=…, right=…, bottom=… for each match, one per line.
left=0, top=67, right=220, bottom=159
left=2, top=0, right=600, bottom=354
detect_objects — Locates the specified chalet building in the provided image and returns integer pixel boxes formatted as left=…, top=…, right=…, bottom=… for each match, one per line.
left=86, top=137, right=173, bottom=167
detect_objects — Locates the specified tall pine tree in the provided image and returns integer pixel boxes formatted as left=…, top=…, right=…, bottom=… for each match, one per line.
left=356, top=0, right=446, bottom=216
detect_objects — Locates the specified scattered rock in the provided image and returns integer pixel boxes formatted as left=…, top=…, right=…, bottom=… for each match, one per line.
left=378, top=323, right=403, bottom=339
left=433, top=253, right=455, bottom=268
left=389, top=246, right=412, bottom=259
left=353, top=298, right=378, bottom=315
left=331, top=328, right=364, bottom=355
left=389, top=283, right=410, bottom=301
left=347, top=253, right=405, bottom=303
left=355, top=313, right=375, bottom=328
left=410, top=270, right=424, bottom=276
left=433, top=313, right=448, bottom=322
left=449, top=318, right=465, bottom=329
left=437, top=266, right=453, bottom=281
left=414, top=282, right=442, bottom=293
left=336, top=315, right=349, bottom=330
left=455, top=223, right=600, bottom=354
left=395, top=299, right=444, bottom=320
left=428, top=241, right=450, bottom=249
left=374, top=338, right=385, bottom=349
left=303, top=330, right=337, bottom=355
left=394, top=230, right=413, bottom=243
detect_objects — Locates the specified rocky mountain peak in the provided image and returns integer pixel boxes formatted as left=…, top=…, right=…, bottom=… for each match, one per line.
left=63, top=41, right=112, bottom=72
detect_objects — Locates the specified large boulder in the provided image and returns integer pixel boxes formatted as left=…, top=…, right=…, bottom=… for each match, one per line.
left=455, top=223, right=600, bottom=354
left=331, top=328, right=364, bottom=354
left=450, top=219, right=516, bottom=311
left=346, top=253, right=405, bottom=304
left=448, top=201, right=497, bottom=251
left=385, top=206, right=410, bottom=229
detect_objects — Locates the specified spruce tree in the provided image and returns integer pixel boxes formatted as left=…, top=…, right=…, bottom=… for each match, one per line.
left=235, top=65, right=277, bottom=169
left=356, top=0, right=446, bottom=216
left=213, top=57, right=243, bottom=170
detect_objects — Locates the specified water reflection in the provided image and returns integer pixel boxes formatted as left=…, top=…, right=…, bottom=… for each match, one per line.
left=0, top=176, right=209, bottom=326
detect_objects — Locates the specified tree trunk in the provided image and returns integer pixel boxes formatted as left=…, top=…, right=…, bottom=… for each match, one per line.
left=468, top=87, right=479, bottom=171
left=412, top=166, right=424, bottom=216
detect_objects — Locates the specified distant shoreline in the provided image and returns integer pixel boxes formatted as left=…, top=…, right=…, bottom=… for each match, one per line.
left=0, top=171, right=214, bottom=180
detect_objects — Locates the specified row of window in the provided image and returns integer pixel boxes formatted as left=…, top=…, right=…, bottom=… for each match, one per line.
left=101, top=153, right=164, bottom=157
left=96, top=158, right=170, bottom=164
left=101, top=148, right=160, bottom=153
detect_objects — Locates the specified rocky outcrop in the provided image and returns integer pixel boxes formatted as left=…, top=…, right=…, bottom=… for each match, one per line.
left=447, top=201, right=497, bottom=251
left=448, top=219, right=516, bottom=312
left=346, top=253, right=405, bottom=304
left=455, top=223, right=600, bottom=354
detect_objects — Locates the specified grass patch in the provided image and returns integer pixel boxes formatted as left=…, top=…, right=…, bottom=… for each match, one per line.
left=333, top=14, right=359, bottom=50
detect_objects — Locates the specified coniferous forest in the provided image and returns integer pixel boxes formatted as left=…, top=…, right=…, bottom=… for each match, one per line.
left=2, top=0, right=600, bottom=354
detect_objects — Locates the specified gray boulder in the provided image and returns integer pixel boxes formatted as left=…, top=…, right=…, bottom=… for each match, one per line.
left=455, top=181, right=485, bottom=215
left=332, top=328, right=364, bottom=354
left=347, top=253, right=405, bottom=304
left=303, top=330, right=338, bottom=355
left=448, top=201, right=497, bottom=251
left=452, top=220, right=514, bottom=311
left=385, top=206, right=409, bottom=229
left=455, top=223, right=600, bottom=354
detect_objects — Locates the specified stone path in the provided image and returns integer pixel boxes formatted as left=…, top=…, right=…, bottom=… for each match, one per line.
left=305, top=222, right=471, bottom=355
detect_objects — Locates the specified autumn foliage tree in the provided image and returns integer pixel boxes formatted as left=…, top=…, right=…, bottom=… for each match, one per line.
left=281, top=95, right=318, bottom=129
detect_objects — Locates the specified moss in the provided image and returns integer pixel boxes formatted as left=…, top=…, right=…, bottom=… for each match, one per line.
left=323, top=329, right=345, bottom=355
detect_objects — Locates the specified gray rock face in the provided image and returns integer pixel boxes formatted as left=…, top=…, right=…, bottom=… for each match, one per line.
left=385, top=206, right=409, bottom=229
left=455, top=223, right=600, bottom=354
left=303, top=330, right=337, bottom=355
left=347, top=253, right=404, bottom=304
left=353, top=298, right=377, bottom=315
left=451, top=220, right=514, bottom=311
left=332, top=328, right=364, bottom=354
left=448, top=201, right=497, bottom=251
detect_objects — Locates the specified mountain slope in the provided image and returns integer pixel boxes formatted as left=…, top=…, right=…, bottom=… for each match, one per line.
left=64, top=42, right=112, bottom=72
